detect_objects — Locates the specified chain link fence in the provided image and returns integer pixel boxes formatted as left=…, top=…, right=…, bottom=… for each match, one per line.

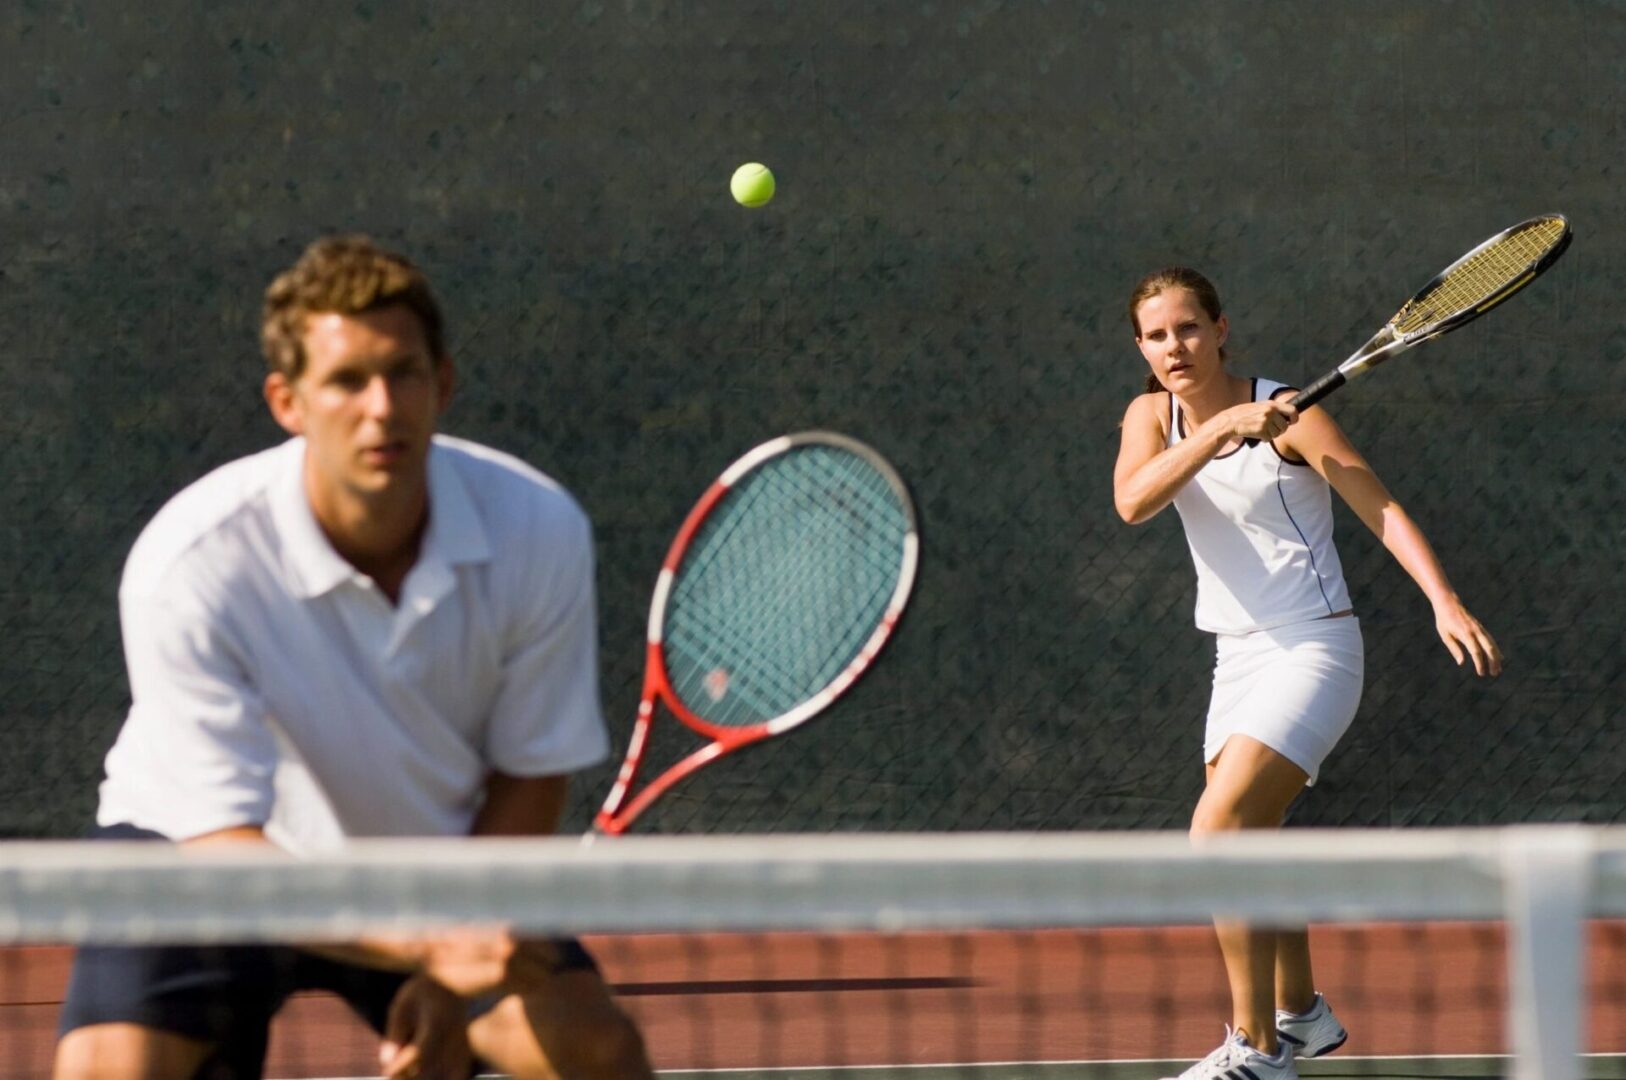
left=1, top=2, right=1621, bottom=837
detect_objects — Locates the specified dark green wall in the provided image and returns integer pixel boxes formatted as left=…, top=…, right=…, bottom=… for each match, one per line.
left=3, top=1, right=1621, bottom=836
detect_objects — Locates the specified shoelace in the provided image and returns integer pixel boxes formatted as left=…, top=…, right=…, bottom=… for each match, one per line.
left=1184, top=1029, right=1251, bottom=1077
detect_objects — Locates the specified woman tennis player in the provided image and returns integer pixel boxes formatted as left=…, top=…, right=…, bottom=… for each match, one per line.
left=1113, top=268, right=1503, bottom=1080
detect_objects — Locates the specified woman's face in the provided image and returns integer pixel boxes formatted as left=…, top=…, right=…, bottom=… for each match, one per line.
left=1133, top=287, right=1228, bottom=393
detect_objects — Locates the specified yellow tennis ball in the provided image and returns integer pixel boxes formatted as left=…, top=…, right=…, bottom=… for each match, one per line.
left=730, top=162, right=775, bottom=208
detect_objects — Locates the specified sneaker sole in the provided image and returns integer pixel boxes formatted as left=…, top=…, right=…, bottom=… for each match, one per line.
left=1276, top=1027, right=1347, bottom=1058
left=1299, top=1030, right=1347, bottom=1058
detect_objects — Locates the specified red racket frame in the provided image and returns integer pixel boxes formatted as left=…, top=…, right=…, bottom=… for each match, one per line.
left=594, top=432, right=917, bottom=836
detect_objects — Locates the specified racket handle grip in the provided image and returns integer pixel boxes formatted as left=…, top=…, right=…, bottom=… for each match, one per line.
left=1243, top=370, right=1348, bottom=447
left=1289, top=369, right=1347, bottom=410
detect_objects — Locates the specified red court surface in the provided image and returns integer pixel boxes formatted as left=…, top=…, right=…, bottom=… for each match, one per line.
left=4, top=923, right=1625, bottom=1077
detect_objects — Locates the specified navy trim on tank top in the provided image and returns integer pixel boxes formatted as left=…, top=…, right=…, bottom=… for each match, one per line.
left=1265, top=383, right=1312, bottom=467
left=1273, top=454, right=1336, bottom=614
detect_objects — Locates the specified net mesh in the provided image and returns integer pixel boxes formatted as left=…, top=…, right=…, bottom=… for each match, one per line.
left=665, top=442, right=912, bottom=729
left=1390, top=216, right=1568, bottom=334
left=4, top=827, right=1625, bottom=1079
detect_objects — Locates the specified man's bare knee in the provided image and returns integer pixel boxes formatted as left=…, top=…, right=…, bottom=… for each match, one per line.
left=473, top=979, right=653, bottom=1080
left=564, top=1006, right=651, bottom=1080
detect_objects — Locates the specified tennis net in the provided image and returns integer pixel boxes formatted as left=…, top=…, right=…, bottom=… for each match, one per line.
left=3, top=826, right=1625, bottom=1079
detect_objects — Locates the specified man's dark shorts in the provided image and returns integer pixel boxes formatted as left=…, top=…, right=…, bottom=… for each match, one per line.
left=58, top=823, right=597, bottom=1078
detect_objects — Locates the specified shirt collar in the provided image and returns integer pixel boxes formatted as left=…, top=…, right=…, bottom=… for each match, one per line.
left=419, top=439, right=492, bottom=572
left=270, top=437, right=491, bottom=601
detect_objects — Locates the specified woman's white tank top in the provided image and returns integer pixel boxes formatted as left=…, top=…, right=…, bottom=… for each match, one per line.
left=1168, top=378, right=1352, bottom=634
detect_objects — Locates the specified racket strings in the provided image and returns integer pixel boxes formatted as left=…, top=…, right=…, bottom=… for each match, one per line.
left=670, top=535, right=891, bottom=724
left=673, top=520, right=861, bottom=720
left=671, top=469, right=903, bottom=717
left=670, top=468, right=900, bottom=714
left=665, top=447, right=909, bottom=728
left=689, top=452, right=902, bottom=575
left=1392, top=217, right=1567, bottom=333
left=752, top=450, right=908, bottom=575
left=681, top=457, right=903, bottom=618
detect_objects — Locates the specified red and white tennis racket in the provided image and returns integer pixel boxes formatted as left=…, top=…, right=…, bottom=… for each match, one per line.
left=594, top=432, right=919, bottom=835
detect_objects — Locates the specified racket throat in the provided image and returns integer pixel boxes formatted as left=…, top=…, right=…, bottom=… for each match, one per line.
left=597, top=738, right=731, bottom=835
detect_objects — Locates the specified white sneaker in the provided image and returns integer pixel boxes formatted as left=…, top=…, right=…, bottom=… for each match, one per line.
left=1275, top=992, right=1347, bottom=1058
left=1160, top=1026, right=1297, bottom=1080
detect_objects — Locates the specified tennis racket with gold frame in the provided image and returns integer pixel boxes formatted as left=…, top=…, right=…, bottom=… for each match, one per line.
left=1261, top=214, right=1572, bottom=431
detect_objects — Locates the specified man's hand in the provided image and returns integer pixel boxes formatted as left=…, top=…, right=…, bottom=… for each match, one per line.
left=380, top=972, right=472, bottom=1079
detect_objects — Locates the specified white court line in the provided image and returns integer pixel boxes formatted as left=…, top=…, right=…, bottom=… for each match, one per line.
left=290, top=1049, right=1626, bottom=1079
left=656, top=1052, right=1527, bottom=1074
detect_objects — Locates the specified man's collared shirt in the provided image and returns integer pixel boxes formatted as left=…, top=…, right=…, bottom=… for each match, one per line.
left=99, top=435, right=608, bottom=852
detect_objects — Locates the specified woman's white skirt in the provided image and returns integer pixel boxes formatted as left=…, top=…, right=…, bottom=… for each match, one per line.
left=1203, top=616, right=1364, bottom=785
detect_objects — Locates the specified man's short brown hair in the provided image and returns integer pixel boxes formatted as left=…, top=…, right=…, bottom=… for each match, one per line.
left=260, top=235, right=446, bottom=380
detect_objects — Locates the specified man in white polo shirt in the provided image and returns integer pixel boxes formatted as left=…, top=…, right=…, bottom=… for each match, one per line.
left=55, top=235, right=653, bottom=1079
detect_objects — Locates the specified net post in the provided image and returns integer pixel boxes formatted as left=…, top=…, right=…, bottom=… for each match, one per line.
left=1501, top=825, right=1593, bottom=1080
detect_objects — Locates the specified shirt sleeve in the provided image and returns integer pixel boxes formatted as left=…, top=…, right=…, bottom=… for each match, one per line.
left=98, top=581, right=279, bottom=840
left=481, top=510, right=610, bottom=777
